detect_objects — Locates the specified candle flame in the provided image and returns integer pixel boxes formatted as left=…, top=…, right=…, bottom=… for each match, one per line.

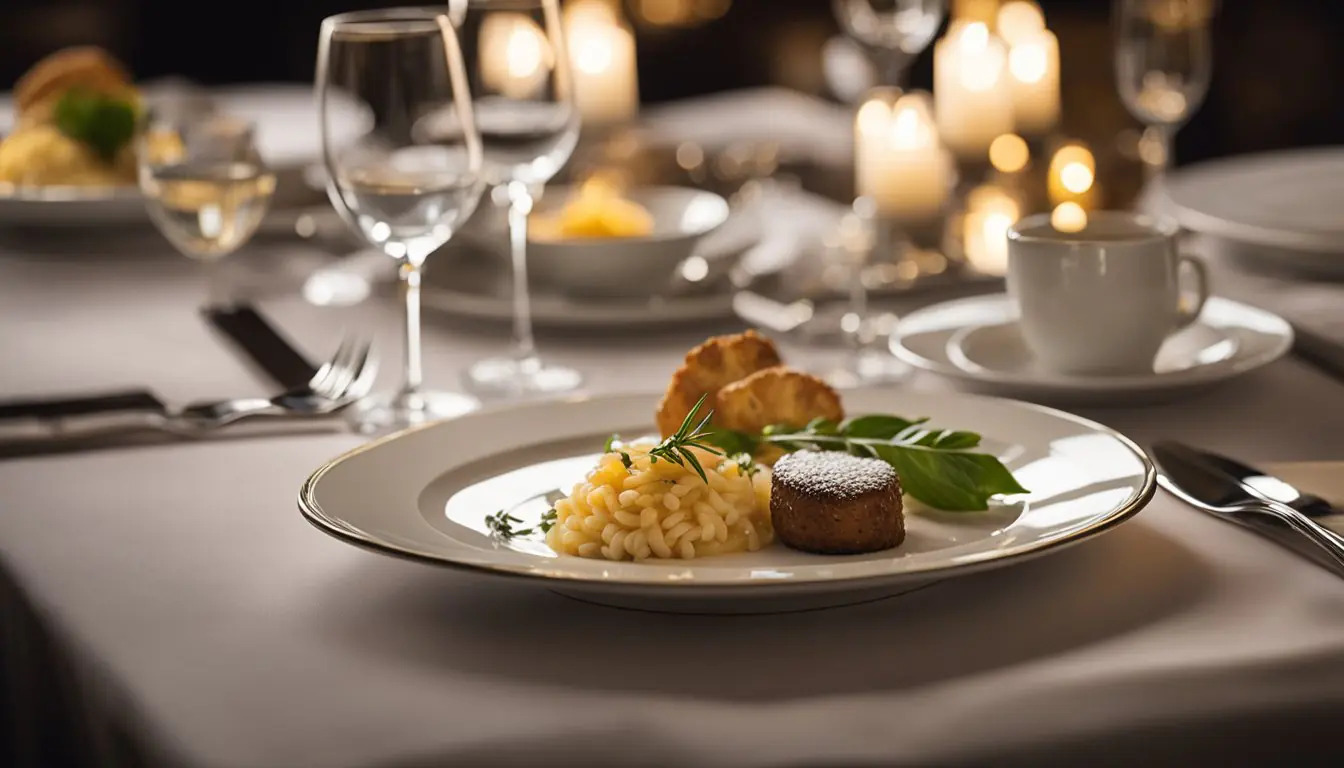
left=506, top=21, right=545, bottom=78
left=989, top=133, right=1029, bottom=172
left=997, top=1, right=1045, bottom=46
left=1008, top=41, right=1047, bottom=84
left=1051, top=202, right=1088, bottom=232
left=855, top=98, right=891, bottom=137
left=962, top=21, right=990, bottom=50
left=1060, top=162, right=1094, bottom=194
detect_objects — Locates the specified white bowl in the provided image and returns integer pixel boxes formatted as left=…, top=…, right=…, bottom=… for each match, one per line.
left=524, top=185, right=731, bottom=299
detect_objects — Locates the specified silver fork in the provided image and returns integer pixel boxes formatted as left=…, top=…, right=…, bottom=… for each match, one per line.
left=168, top=335, right=376, bottom=433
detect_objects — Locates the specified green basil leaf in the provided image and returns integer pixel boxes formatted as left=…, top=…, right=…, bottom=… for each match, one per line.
left=704, top=429, right=757, bottom=457
left=873, top=444, right=1028, bottom=511
left=840, top=414, right=926, bottom=439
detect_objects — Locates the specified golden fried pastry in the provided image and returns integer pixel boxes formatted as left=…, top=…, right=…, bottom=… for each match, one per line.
left=14, top=47, right=134, bottom=127
left=655, top=330, right=783, bottom=437
left=0, top=124, right=131, bottom=186
left=714, top=366, right=845, bottom=436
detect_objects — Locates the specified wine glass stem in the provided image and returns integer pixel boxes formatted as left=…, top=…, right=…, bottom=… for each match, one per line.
left=502, top=182, right=538, bottom=364
left=400, top=262, right=425, bottom=397
left=203, top=256, right=230, bottom=308
left=1146, top=125, right=1176, bottom=181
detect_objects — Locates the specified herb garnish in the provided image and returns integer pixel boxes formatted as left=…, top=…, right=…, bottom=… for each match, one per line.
left=53, top=89, right=138, bottom=163
left=646, top=394, right=723, bottom=483
left=485, top=508, right=558, bottom=541
left=706, top=414, right=1028, bottom=512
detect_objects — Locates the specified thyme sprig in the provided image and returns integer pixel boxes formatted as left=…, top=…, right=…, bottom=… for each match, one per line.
left=485, top=508, right=558, bottom=540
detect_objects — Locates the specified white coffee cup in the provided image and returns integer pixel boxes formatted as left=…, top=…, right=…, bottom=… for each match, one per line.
left=1006, top=211, right=1209, bottom=375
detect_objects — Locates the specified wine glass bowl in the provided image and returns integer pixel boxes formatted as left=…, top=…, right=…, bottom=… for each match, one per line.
left=832, top=0, right=947, bottom=87
left=1114, top=0, right=1214, bottom=174
left=137, top=114, right=277, bottom=305
left=137, top=117, right=275, bottom=257
left=317, top=7, right=486, bottom=431
left=450, top=0, right=584, bottom=398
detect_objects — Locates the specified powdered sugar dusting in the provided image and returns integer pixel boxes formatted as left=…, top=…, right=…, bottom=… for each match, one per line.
left=772, top=450, right=898, bottom=500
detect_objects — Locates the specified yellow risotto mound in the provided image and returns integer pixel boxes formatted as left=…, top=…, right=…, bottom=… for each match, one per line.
left=546, top=441, right=774, bottom=561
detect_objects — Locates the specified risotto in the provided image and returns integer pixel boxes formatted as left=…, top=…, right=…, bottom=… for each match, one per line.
left=545, top=440, right=774, bottom=561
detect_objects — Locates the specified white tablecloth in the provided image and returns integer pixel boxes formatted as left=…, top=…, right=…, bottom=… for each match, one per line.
left=4, top=248, right=1344, bottom=767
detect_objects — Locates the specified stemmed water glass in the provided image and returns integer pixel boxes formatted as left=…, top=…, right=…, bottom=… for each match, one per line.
left=833, top=0, right=946, bottom=88
left=449, top=0, right=583, bottom=398
left=137, top=114, right=277, bottom=307
left=1114, top=0, right=1215, bottom=177
left=317, top=7, right=486, bottom=431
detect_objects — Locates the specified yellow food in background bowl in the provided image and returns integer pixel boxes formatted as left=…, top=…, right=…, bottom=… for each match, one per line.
left=531, top=177, right=654, bottom=241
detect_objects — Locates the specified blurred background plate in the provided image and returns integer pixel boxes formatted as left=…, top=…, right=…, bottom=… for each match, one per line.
left=420, top=243, right=737, bottom=330
left=1145, top=147, right=1344, bottom=277
left=0, top=83, right=371, bottom=229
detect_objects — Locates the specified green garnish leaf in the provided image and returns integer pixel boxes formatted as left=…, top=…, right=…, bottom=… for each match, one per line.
left=486, top=507, right=557, bottom=540
left=704, top=428, right=757, bottom=457
left=603, top=434, right=618, bottom=452
left=648, top=393, right=721, bottom=484
left=54, top=89, right=138, bottom=162
left=839, top=414, right=926, bottom=439
left=619, top=451, right=633, bottom=470
left=758, top=414, right=1027, bottom=512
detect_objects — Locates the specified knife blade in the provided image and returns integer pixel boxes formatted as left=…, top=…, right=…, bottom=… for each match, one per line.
left=1178, top=445, right=1338, bottom=517
left=1153, top=440, right=1344, bottom=577
left=203, top=304, right=317, bottom=391
left=0, top=389, right=167, bottom=421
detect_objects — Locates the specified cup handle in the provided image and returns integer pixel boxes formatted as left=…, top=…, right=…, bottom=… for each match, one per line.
left=1176, top=254, right=1210, bottom=328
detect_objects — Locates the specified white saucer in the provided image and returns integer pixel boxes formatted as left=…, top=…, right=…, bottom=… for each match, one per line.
left=892, top=294, right=1294, bottom=405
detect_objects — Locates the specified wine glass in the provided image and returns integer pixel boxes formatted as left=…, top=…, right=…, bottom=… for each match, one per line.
left=1114, top=0, right=1215, bottom=176
left=137, top=114, right=276, bottom=307
left=450, top=0, right=583, bottom=398
left=317, top=7, right=486, bottom=431
left=833, top=0, right=946, bottom=88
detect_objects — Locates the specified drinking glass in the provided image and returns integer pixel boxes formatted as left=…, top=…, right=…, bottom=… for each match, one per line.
left=450, top=0, right=583, bottom=398
left=1114, top=0, right=1215, bottom=176
left=137, top=114, right=276, bottom=307
left=317, top=7, right=486, bottom=430
left=833, top=0, right=946, bottom=88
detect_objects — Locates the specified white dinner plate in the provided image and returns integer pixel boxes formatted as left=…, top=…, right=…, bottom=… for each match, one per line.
left=299, top=389, right=1154, bottom=613
left=892, top=294, right=1293, bottom=406
left=1146, top=147, right=1344, bottom=275
left=0, top=84, right=370, bottom=228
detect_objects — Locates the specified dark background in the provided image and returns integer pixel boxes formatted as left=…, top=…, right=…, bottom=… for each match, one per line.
left=2, top=0, right=1341, bottom=167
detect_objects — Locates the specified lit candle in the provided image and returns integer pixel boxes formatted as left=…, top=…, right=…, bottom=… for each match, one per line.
left=564, top=1, right=639, bottom=127
left=953, top=0, right=1002, bottom=28
left=855, top=90, right=951, bottom=223
left=1006, top=27, right=1060, bottom=136
left=934, top=22, right=1014, bottom=163
left=480, top=13, right=552, bottom=100
left=996, top=1, right=1044, bottom=45
left=963, top=183, right=1020, bottom=275
left=1047, top=142, right=1098, bottom=208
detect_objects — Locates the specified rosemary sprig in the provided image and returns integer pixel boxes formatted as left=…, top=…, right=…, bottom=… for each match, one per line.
left=485, top=508, right=557, bottom=540
left=647, top=393, right=723, bottom=483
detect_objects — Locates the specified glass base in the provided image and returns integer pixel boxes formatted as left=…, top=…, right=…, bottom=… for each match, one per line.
left=463, top=355, right=582, bottom=399
left=825, top=350, right=912, bottom=390
left=349, top=389, right=479, bottom=433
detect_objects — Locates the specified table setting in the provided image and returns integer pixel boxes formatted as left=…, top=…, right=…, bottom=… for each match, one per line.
left=4, top=0, right=1344, bottom=766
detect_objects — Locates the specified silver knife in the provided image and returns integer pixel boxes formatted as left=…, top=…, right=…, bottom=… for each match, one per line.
left=1152, top=440, right=1344, bottom=578
left=1179, top=445, right=1338, bottom=518
left=203, top=304, right=317, bottom=391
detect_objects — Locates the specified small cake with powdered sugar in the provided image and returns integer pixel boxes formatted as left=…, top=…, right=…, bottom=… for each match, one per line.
left=769, top=451, right=904, bottom=554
